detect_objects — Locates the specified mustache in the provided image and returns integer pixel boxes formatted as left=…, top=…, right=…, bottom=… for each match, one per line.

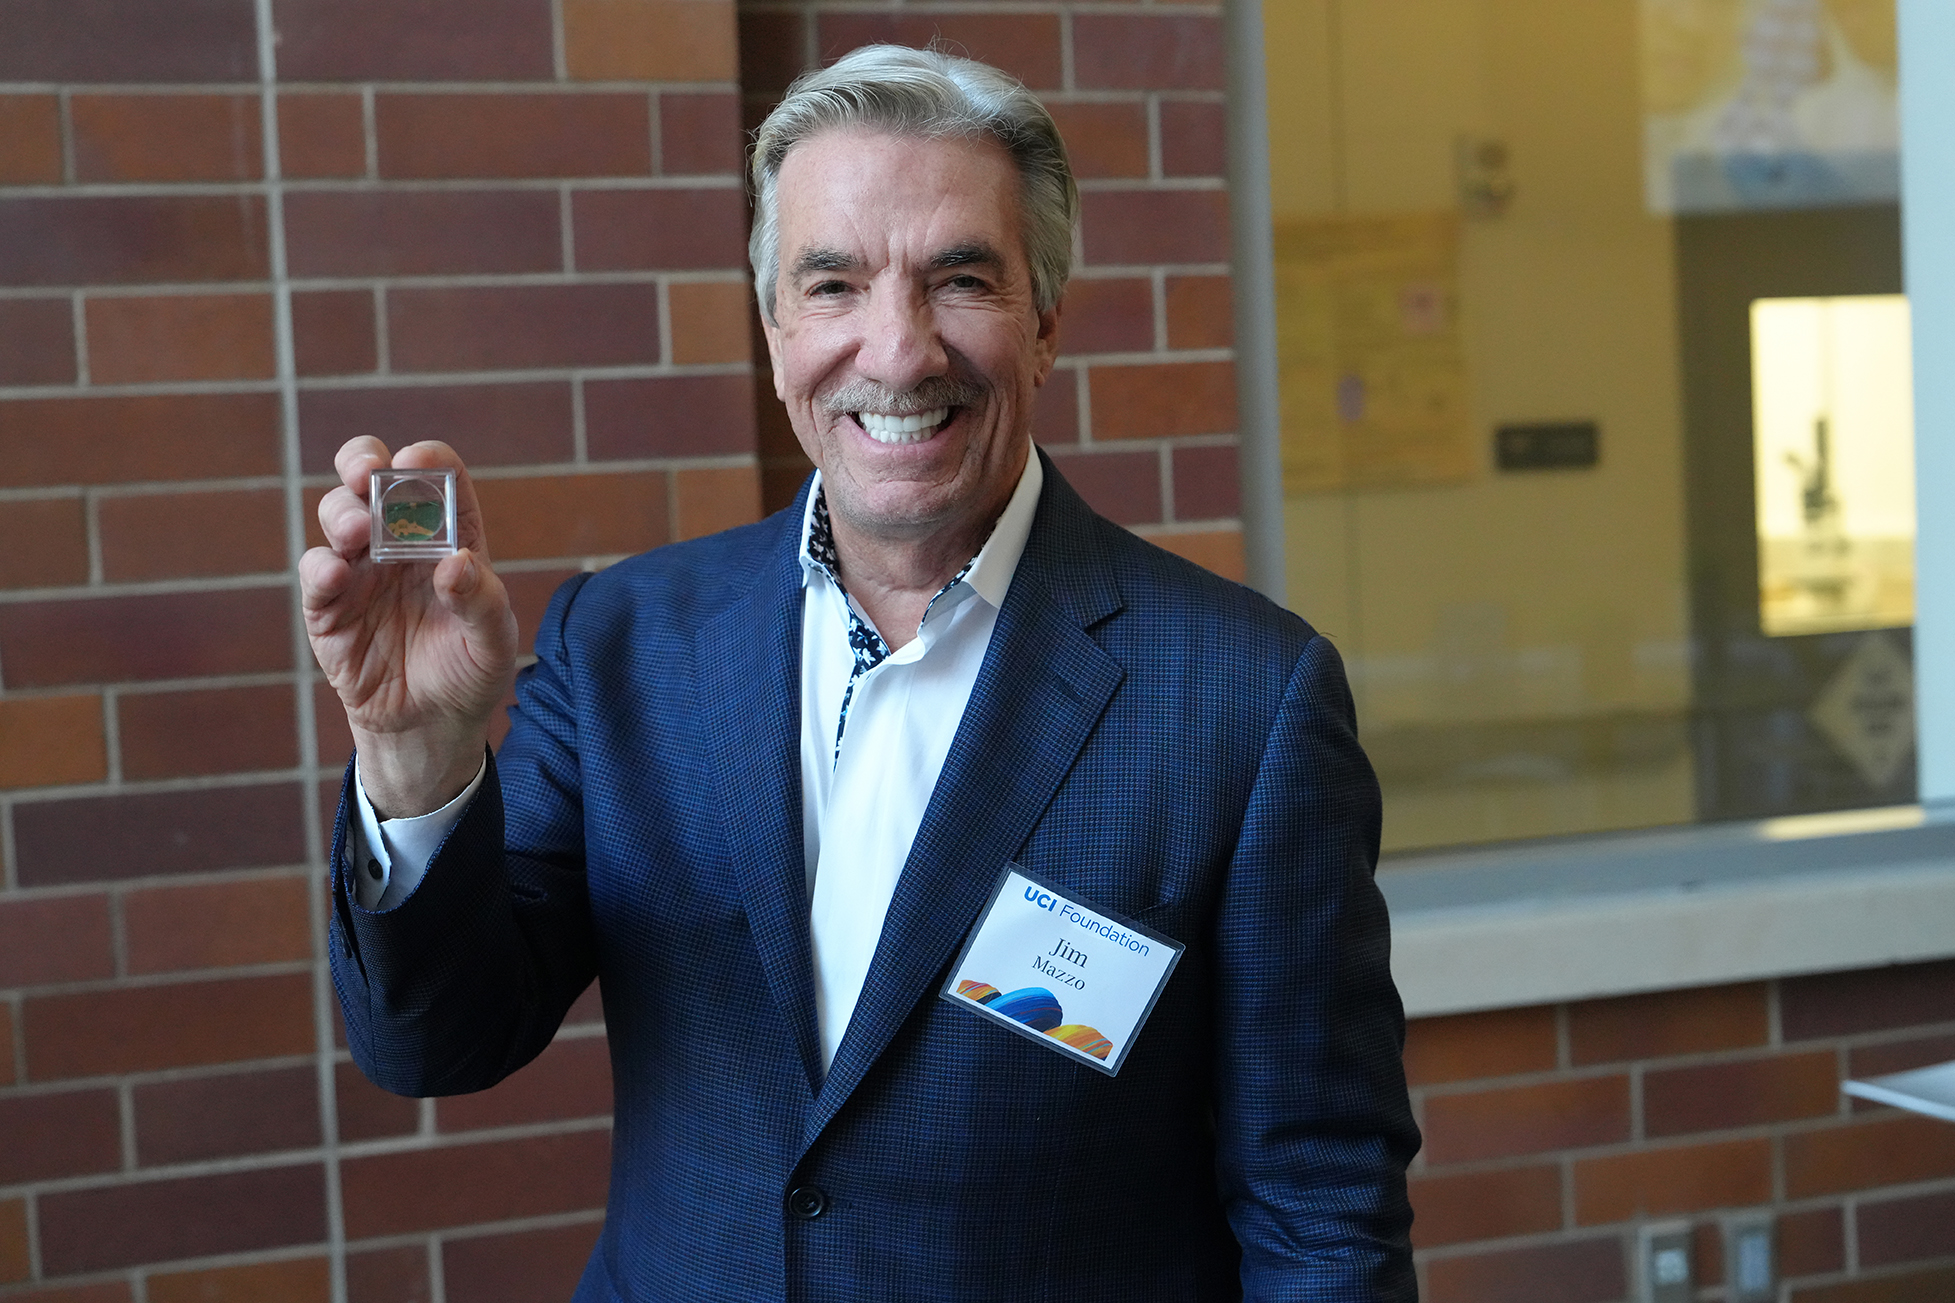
left=820, top=376, right=985, bottom=417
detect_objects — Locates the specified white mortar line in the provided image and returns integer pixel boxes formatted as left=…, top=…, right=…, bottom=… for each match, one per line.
left=82, top=490, right=103, bottom=587
left=117, top=1080, right=138, bottom=1171
left=373, top=283, right=391, bottom=376
left=426, top=1234, right=447, bottom=1303
left=0, top=806, right=16, bottom=892
left=69, top=292, right=89, bottom=386
left=252, top=4, right=346, bottom=1300
left=361, top=87, right=379, bottom=181
left=23, top=1189, right=42, bottom=1281
left=98, top=688, right=120, bottom=785
left=551, top=0, right=569, bottom=83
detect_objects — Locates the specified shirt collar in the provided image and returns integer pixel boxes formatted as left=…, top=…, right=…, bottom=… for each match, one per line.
left=796, top=449, right=1043, bottom=616
left=958, top=449, right=1041, bottom=610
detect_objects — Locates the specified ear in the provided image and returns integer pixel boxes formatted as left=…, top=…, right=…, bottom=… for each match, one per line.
left=1030, top=296, right=1062, bottom=387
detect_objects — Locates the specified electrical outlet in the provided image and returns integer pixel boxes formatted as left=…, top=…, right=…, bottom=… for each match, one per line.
left=1640, top=1221, right=1693, bottom=1303
left=1727, top=1215, right=1776, bottom=1302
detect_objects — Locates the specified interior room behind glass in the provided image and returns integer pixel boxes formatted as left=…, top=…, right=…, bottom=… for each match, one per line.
left=1261, top=0, right=1911, bottom=854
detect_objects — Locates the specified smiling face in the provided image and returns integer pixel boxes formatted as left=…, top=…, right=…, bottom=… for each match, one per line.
left=761, top=128, right=1061, bottom=549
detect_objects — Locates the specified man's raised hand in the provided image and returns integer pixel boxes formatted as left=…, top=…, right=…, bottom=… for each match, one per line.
left=300, top=438, right=518, bottom=818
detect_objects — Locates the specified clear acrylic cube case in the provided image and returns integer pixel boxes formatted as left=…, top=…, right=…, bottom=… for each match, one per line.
left=369, top=469, right=459, bottom=563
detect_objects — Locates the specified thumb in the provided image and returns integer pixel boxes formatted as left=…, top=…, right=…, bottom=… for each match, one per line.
left=434, top=549, right=518, bottom=654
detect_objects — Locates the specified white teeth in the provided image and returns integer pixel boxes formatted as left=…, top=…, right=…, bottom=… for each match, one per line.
left=857, top=408, right=949, bottom=444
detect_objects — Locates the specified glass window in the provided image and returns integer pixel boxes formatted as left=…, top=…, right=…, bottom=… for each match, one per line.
left=1260, top=0, right=1911, bottom=855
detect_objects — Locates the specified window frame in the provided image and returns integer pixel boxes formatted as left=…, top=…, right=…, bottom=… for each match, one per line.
left=1224, top=0, right=1955, bottom=1014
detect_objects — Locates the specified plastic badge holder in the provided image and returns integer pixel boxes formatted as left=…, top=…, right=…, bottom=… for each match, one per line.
left=369, top=469, right=459, bottom=563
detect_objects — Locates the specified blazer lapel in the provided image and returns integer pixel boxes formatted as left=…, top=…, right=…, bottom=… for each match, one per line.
left=693, top=499, right=824, bottom=1096
left=803, top=463, right=1126, bottom=1147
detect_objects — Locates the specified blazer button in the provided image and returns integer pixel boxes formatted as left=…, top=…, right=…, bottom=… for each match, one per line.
left=785, top=1185, right=828, bottom=1221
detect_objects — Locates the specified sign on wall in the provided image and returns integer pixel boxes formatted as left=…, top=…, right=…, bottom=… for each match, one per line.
left=1273, top=212, right=1475, bottom=494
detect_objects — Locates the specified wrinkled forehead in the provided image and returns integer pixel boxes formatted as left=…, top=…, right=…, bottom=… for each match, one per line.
left=773, top=127, right=1028, bottom=262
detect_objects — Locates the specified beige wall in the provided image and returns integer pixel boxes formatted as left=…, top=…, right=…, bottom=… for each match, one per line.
left=1264, top=0, right=1696, bottom=849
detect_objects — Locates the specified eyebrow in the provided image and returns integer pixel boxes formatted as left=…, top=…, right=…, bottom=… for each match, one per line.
left=930, top=243, right=1004, bottom=272
left=790, top=248, right=861, bottom=277
left=787, top=243, right=1008, bottom=279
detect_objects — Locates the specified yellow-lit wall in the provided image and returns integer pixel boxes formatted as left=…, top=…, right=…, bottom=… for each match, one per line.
left=1265, top=0, right=1696, bottom=848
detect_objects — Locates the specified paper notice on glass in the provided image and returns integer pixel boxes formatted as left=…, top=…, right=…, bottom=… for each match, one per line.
left=942, top=865, right=1183, bottom=1077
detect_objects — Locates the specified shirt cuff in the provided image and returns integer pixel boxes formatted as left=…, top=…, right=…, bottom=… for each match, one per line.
left=349, top=756, right=487, bottom=911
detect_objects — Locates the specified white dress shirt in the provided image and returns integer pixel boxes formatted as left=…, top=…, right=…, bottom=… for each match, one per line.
left=352, top=452, right=1043, bottom=1073
left=798, top=454, right=1040, bottom=1068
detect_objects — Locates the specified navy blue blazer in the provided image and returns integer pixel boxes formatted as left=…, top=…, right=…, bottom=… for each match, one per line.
left=330, top=456, right=1419, bottom=1301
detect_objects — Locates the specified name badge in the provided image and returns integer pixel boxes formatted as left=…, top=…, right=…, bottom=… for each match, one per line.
left=941, top=864, right=1184, bottom=1076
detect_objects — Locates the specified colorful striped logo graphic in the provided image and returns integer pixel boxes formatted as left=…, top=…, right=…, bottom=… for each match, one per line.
left=956, top=980, right=1113, bottom=1060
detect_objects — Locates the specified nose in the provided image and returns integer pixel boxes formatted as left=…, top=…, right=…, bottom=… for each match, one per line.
left=855, top=280, right=947, bottom=392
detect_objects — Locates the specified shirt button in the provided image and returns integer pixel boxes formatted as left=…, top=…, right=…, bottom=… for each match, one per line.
left=785, top=1185, right=828, bottom=1221
left=366, top=858, right=383, bottom=881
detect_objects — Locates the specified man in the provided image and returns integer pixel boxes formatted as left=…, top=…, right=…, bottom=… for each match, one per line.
left=307, top=45, right=1417, bottom=1301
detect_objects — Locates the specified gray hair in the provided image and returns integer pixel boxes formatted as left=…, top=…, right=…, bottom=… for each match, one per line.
left=748, top=44, right=1078, bottom=325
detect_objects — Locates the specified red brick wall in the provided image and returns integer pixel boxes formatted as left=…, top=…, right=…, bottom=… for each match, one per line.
left=1, top=0, right=749, bottom=1297
left=0, top=1, right=1245, bottom=1297
left=740, top=0, right=1247, bottom=581
left=1409, top=959, right=1955, bottom=1302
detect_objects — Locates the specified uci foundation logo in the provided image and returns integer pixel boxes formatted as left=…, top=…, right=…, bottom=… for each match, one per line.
left=956, top=980, right=1113, bottom=1060
left=1023, top=884, right=1152, bottom=956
